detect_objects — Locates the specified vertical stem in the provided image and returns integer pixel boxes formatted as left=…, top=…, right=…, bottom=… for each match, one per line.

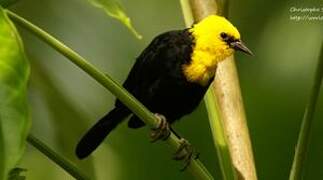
left=289, top=43, right=323, bottom=180
left=0, top=118, right=4, bottom=180
left=212, top=53, right=256, bottom=180
left=182, top=0, right=258, bottom=179
left=180, top=0, right=237, bottom=179
left=180, top=0, right=194, bottom=26
left=205, top=89, right=237, bottom=180
left=27, top=134, right=91, bottom=180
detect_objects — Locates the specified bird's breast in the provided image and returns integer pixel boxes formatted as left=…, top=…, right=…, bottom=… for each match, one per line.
left=182, top=50, right=218, bottom=86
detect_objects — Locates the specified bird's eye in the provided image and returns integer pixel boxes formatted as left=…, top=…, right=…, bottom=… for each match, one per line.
left=220, top=32, right=228, bottom=39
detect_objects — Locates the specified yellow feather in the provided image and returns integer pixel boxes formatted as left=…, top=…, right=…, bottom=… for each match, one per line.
left=183, top=15, right=240, bottom=86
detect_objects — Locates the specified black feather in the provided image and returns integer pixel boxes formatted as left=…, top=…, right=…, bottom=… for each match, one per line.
left=128, top=116, right=145, bottom=129
left=75, top=108, right=130, bottom=159
left=76, top=29, right=214, bottom=158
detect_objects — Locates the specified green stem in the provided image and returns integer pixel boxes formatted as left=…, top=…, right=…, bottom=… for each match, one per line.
left=180, top=0, right=237, bottom=179
left=289, top=43, right=323, bottom=180
left=6, top=10, right=214, bottom=180
left=27, top=134, right=91, bottom=180
left=205, top=90, right=237, bottom=180
left=5, top=9, right=157, bottom=128
left=0, top=118, right=4, bottom=180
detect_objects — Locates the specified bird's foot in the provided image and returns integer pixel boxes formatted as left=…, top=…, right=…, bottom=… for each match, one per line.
left=173, top=138, right=200, bottom=171
left=150, top=113, right=171, bottom=142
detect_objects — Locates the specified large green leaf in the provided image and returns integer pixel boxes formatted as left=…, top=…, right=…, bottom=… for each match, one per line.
left=0, top=7, right=30, bottom=180
left=88, top=0, right=142, bottom=39
left=0, top=0, right=19, bottom=8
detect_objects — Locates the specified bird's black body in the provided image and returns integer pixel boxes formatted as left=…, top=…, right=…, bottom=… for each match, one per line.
left=122, top=29, right=214, bottom=127
left=76, top=29, right=214, bottom=159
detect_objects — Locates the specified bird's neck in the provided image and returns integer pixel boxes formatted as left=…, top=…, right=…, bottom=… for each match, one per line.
left=182, top=50, right=217, bottom=86
left=182, top=42, right=232, bottom=86
left=182, top=26, right=234, bottom=86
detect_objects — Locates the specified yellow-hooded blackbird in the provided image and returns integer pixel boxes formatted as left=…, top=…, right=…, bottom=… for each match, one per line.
left=76, top=15, right=253, bottom=160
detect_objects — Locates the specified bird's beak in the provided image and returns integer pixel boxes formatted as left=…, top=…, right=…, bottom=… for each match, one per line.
left=230, top=40, right=254, bottom=56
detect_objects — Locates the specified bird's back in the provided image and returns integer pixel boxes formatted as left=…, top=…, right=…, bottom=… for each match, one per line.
left=116, top=29, right=213, bottom=124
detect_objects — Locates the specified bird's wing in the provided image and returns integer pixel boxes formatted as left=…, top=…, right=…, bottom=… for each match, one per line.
left=115, top=29, right=193, bottom=107
left=125, top=30, right=192, bottom=91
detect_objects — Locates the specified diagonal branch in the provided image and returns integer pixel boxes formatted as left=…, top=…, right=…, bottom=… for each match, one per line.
left=6, top=10, right=214, bottom=180
left=27, top=134, right=91, bottom=180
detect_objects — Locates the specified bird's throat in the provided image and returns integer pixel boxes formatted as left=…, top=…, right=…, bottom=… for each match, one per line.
left=182, top=50, right=219, bottom=86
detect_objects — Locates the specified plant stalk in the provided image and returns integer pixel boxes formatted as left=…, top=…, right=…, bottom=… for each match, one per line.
left=180, top=0, right=237, bottom=179
left=180, top=0, right=258, bottom=179
left=6, top=10, right=214, bottom=180
left=205, top=89, right=237, bottom=180
left=27, top=134, right=91, bottom=180
left=289, top=43, right=323, bottom=180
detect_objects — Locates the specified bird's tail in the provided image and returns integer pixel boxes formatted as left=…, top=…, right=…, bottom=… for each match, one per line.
left=75, top=107, right=130, bottom=159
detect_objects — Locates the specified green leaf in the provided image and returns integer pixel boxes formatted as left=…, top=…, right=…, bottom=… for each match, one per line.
left=0, top=7, right=30, bottom=180
left=88, top=0, right=142, bottom=39
left=0, top=0, right=19, bottom=8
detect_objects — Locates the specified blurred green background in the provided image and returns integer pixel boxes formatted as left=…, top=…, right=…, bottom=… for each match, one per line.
left=9, top=0, right=323, bottom=179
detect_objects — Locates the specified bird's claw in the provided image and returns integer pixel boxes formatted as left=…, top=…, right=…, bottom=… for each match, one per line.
left=150, top=115, right=199, bottom=171
left=150, top=113, right=170, bottom=142
left=173, top=138, right=199, bottom=171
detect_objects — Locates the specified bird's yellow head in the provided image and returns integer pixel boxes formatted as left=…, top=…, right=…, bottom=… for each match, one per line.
left=183, top=15, right=253, bottom=86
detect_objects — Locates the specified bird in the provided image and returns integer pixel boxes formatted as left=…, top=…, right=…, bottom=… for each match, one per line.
left=75, top=15, right=253, bottom=163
